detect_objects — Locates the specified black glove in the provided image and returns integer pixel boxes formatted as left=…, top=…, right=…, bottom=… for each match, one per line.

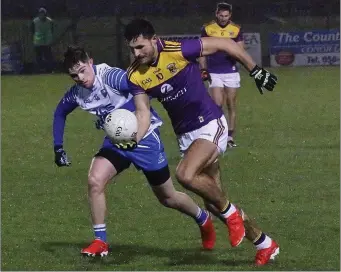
left=200, top=69, right=212, bottom=84
left=114, top=140, right=137, bottom=151
left=250, top=65, right=278, bottom=94
left=94, top=115, right=106, bottom=130
left=54, top=146, right=71, bottom=167
left=95, top=118, right=104, bottom=130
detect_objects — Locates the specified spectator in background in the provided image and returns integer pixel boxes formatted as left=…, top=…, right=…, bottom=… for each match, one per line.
left=31, top=7, right=55, bottom=73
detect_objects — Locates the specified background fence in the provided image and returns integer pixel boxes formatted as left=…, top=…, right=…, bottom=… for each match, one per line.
left=1, top=0, right=340, bottom=72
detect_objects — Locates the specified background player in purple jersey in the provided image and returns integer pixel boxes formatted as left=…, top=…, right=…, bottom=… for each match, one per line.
left=53, top=46, right=222, bottom=257
left=123, top=18, right=279, bottom=266
left=199, top=3, right=244, bottom=147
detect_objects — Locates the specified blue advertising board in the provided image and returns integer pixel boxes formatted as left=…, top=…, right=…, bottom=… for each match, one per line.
left=269, top=29, right=340, bottom=67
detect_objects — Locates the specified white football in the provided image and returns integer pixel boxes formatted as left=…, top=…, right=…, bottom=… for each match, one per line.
left=103, top=109, right=138, bottom=143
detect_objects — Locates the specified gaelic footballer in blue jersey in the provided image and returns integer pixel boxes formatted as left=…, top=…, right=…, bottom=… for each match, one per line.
left=123, top=19, right=279, bottom=264
left=53, top=45, right=217, bottom=257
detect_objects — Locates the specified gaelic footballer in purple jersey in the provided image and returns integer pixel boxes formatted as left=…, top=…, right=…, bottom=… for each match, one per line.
left=127, top=38, right=223, bottom=135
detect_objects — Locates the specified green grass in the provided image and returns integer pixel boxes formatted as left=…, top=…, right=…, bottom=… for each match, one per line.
left=1, top=67, right=340, bottom=271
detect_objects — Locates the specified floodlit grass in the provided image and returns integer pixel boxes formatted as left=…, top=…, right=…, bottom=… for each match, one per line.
left=2, top=67, right=339, bottom=270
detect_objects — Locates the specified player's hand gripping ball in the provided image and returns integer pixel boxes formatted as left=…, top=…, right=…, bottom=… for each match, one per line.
left=104, top=109, right=138, bottom=148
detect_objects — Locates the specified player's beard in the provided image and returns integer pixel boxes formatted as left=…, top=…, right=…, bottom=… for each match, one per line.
left=138, top=56, right=150, bottom=65
left=149, top=47, right=159, bottom=65
left=139, top=51, right=156, bottom=65
left=216, top=18, right=230, bottom=27
left=218, top=21, right=228, bottom=27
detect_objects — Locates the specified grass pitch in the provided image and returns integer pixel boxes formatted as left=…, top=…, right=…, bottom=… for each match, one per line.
left=1, top=67, right=340, bottom=270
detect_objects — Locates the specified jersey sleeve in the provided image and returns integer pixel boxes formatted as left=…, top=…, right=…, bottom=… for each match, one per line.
left=103, top=67, right=129, bottom=91
left=201, top=26, right=208, bottom=37
left=127, top=77, right=146, bottom=96
left=234, top=27, right=243, bottom=42
left=181, top=39, right=203, bottom=62
left=53, top=86, right=79, bottom=147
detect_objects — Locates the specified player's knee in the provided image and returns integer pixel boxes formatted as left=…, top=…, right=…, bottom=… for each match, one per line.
left=210, top=89, right=224, bottom=107
left=227, top=104, right=236, bottom=113
left=158, top=195, right=176, bottom=208
left=226, top=97, right=237, bottom=111
left=158, top=191, right=183, bottom=209
left=217, top=96, right=225, bottom=107
left=87, top=173, right=106, bottom=194
left=175, top=167, right=195, bottom=189
left=213, top=95, right=224, bottom=107
left=216, top=100, right=224, bottom=108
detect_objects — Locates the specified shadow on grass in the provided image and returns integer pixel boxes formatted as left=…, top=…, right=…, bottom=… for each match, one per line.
left=41, top=241, right=253, bottom=269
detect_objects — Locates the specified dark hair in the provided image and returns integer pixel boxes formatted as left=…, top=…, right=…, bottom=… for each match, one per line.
left=63, top=45, right=90, bottom=71
left=38, top=7, right=47, bottom=14
left=216, top=2, right=232, bottom=12
left=124, top=18, right=155, bottom=42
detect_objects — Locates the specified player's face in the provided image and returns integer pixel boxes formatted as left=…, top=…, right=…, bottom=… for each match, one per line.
left=216, top=10, right=231, bottom=26
left=68, top=59, right=95, bottom=88
left=128, top=35, right=158, bottom=65
left=38, top=12, right=46, bottom=20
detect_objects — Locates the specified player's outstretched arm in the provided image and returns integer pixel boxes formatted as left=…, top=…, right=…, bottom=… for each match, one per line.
left=53, top=88, right=78, bottom=166
left=134, top=93, right=151, bottom=143
left=200, top=37, right=278, bottom=94
left=198, top=56, right=211, bottom=84
left=198, top=56, right=207, bottom=70
left=198, top=27, right=211, bottom=83
left=201, top=37, right=256, bottom=71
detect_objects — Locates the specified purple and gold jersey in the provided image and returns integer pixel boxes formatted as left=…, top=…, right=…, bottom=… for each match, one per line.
left=127, top=39, right=223, bottom=135
left=201, top=20, right=243, bottom=74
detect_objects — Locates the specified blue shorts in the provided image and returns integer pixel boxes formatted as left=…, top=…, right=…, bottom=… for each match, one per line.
left=99, top=128, right=168, bottom=172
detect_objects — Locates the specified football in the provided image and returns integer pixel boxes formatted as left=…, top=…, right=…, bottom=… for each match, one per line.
left=103, top=109, right=138, bottom=143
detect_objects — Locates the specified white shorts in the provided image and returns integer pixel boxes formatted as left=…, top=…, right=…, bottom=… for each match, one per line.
left=177, top=115, right=228, bottom=156
left=209, top=72, right=241, bottom=89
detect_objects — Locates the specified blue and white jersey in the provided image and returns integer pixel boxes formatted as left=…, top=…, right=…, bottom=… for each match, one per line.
left=53, top=63, right=162, bottom=147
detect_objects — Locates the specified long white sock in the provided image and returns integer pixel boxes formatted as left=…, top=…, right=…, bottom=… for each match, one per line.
left=220, top=202, right=237, bottom=219
left=254, top=233, right=272, bottom=250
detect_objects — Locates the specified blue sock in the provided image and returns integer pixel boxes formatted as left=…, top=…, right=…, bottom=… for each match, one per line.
left=94, top=224, right=107, bottom=242
left=195, top=208, right=208, bottom=225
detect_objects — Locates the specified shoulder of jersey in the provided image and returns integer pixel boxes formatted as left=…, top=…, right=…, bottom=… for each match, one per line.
left=127, top=59, right=144, bottom=80
left=69, top=83, right=81, bottom=95
left=229, top=21, right=241, bottom=29
left=126, top=40, right=183, bottom=80
left=163, top=40, right=181, bottom=52
left=203, top=20, right=216, bottom=28
left=95, top=63, right=112, bottom=76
